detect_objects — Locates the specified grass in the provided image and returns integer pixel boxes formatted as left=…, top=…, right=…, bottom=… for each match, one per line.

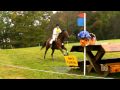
left=0, top=39, right=120, bottom=79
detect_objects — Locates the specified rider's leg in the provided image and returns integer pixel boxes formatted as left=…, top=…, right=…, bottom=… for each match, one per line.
left=50, top=35, right=56, bottom=47
left=50, top=39, right=53, bottom=44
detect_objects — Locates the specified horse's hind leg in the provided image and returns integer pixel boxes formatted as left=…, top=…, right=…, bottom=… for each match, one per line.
left=44, top=47, right=49, bottom=59
left=51, top=49, right=55, bottom=61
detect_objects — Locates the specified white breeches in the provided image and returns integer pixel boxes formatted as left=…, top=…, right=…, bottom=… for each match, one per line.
left=50, top=34, right=58, bottom=44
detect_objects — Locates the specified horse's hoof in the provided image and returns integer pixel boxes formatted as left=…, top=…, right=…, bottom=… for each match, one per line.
left=64, top=53, right=68, bottom=56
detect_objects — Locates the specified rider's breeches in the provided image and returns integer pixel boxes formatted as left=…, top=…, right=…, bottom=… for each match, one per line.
left=50, top=34, right=58, bottom=44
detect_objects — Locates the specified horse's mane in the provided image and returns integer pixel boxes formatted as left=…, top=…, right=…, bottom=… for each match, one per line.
left=58, top=30, right=66, bottom=38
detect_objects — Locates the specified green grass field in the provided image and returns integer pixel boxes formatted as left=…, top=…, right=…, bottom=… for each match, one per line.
left=0, top=39, right=120, bottom=79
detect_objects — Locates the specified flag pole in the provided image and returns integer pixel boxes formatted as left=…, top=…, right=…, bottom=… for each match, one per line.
left=84, top=13, right=86, bottom=76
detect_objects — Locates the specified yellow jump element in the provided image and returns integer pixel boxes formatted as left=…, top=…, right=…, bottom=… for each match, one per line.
left=64, top=55, right=78, bottom=67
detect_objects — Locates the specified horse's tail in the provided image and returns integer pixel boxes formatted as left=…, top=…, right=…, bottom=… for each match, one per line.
left=40, top=41, right=46, bottom=50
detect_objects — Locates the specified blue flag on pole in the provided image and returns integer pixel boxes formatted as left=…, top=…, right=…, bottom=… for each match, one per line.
left=77, top=18, right=84, bottom=26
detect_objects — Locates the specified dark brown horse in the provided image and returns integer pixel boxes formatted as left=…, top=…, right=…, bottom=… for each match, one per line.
left=41, top=30, right=69, bottom=60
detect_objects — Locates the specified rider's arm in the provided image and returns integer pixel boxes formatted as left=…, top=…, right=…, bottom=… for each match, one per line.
left=59, top=28, right=62, bottom=33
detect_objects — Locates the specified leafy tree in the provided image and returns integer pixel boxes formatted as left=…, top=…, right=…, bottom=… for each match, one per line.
left=0, top=11, right=52, bottom=48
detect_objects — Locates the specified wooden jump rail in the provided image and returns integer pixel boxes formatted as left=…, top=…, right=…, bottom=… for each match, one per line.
left=70, top=43, right=120, bottom=76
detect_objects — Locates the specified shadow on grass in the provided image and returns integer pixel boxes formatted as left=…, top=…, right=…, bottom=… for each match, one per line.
left=107, top=73, right=120, bottom=79
left=67, top=67, right=120, bottom=79
left=67, top=68, right=82, bottom=74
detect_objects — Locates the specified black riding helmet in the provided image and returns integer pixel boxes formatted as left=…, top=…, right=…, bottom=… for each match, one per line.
left=56, top=24, right=59, bottom=27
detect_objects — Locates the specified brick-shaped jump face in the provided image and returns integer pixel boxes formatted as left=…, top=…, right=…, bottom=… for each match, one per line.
left=107, top=63, right=120, bottom=73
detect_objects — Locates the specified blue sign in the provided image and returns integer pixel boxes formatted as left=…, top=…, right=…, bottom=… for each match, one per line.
left=77, top=18, right=84, bottom=26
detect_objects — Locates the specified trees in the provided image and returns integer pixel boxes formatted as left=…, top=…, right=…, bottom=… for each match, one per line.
left=49, top=11, right=120, bottom=41
left=0, top=11, right=52, bottom=48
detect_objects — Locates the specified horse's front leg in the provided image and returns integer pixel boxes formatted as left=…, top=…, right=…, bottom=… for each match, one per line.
left=59, top=47, right=67, bottom=56
left=62, top=46, right=69, bottom=56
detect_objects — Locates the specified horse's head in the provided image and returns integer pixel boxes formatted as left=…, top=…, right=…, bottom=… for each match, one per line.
left=60, top=30, right=69, bottom=40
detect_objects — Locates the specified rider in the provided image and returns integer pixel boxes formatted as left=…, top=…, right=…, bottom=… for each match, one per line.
left=49, top=24, right=62, bottom=47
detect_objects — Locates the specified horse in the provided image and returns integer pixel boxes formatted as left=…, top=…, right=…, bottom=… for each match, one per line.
left=41, top=30, right=69, bottom=60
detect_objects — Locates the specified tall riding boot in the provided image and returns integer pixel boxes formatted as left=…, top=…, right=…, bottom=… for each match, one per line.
left=50, top=44, right=52, bottom=48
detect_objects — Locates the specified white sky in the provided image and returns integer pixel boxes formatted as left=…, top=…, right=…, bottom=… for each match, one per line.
left=53, top=11, right=57, bottom=14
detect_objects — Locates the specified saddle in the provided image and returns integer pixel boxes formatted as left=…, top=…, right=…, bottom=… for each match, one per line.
left=51, top=39, right=64, bottom=49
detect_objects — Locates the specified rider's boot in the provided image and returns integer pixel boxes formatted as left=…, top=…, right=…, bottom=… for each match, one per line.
left=50, top=44, right=52, bottom=48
